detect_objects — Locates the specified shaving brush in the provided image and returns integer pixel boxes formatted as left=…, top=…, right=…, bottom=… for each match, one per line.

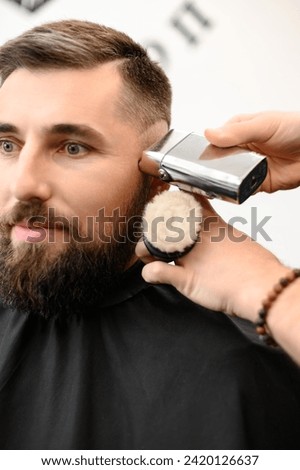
left=142, top=190, right=202, bottom=261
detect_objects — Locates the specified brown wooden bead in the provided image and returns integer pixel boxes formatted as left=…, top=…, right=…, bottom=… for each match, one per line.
left=280, top=277, right=289, bottom=287
left=258, top=308, right=266, bottom=319
left=274, top=284, right=283, bottom=293
left=267, top=291, right=277, bottom=301
left=262, top=299, right=272, bottom=309
left=256, top=326, right=266, bottom=335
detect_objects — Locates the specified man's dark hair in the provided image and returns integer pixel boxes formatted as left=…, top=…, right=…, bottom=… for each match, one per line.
left=0, top=20, right=171, bottom=131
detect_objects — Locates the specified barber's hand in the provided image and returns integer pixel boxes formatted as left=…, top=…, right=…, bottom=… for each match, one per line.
left=136, top=197, right=289, bottom=322
left=205, top=111, right=300, bottom=193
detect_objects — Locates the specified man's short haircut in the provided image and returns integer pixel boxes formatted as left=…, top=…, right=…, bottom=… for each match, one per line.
left=0, top=20, right=171, bottom=131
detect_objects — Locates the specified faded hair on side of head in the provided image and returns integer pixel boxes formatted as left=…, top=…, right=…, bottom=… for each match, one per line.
left=0, top=20, right=172, bottom=132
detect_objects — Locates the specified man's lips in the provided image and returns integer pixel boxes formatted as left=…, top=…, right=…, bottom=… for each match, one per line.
left=11, top=221, right=63, bottom=242
left=12, top=224, right=45, bottom=242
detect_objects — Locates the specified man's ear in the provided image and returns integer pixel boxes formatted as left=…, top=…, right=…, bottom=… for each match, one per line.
left=148, top=177, right=170, bottom=201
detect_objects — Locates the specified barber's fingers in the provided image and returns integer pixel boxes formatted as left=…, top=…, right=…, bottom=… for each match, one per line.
left=204, top=113, right=273, bottom=148
left=135, top=238, right=157, bottom=264
left=142, top=261, right=186, bottom=289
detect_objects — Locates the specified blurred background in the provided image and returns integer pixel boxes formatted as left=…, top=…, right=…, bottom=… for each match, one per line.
left=1, top=0, right=300, bottom=265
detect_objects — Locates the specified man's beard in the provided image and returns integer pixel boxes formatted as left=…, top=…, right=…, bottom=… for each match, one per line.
left=0, top=179, right=150, bottom=319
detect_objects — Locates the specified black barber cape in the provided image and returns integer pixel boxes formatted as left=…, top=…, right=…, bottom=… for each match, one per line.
left=0, top=261, right=300, bottom=450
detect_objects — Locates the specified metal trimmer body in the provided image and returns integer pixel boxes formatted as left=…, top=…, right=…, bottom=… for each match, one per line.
left=139, top=130, right=267, bottom=204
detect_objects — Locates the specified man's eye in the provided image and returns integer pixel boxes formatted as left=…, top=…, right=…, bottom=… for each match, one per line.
left=0, top=140, right=18, bottom=154
left=64, top=143, right=88, bottom=156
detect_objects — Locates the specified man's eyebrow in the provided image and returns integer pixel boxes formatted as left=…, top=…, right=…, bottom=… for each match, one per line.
left=47, top=124, right=105, bottom=142
left=0, top=122, right=106, bottom=145
left=0, top=123, right=19, bottom=134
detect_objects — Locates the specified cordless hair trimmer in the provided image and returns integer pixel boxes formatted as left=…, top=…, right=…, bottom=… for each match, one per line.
left=139, top=130, right=267, bottom=204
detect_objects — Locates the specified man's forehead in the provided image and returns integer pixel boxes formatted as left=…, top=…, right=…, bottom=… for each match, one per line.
left=0, top=63, right=125, bottom=130
left=0, top=63, right=123, bottom=102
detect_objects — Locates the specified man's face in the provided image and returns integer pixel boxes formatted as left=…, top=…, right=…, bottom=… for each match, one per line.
left=0, top=64, right=163, bottom=317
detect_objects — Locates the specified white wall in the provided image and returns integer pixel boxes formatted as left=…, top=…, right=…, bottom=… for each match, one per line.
left=1, top=0, right=300, bottom=265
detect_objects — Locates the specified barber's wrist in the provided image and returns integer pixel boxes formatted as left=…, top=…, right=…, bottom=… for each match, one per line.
left=234, top=261, right=291, bottom=323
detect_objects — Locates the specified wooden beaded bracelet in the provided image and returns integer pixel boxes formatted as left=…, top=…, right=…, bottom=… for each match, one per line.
left=255, top=268, right=300, bottom=346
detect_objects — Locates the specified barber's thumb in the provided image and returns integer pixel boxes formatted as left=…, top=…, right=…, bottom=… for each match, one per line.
left=142, top=261, right=185, bottom=288
left=204, top=126, right=239, bottom=148
left=205, top=117, right=263, bottom=148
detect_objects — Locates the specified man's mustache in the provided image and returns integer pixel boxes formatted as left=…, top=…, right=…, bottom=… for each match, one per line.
left=0, top=200, right=73, bottom=232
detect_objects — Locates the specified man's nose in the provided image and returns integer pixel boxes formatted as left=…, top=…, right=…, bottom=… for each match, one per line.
left=10, top=146, right=52, bottom=202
